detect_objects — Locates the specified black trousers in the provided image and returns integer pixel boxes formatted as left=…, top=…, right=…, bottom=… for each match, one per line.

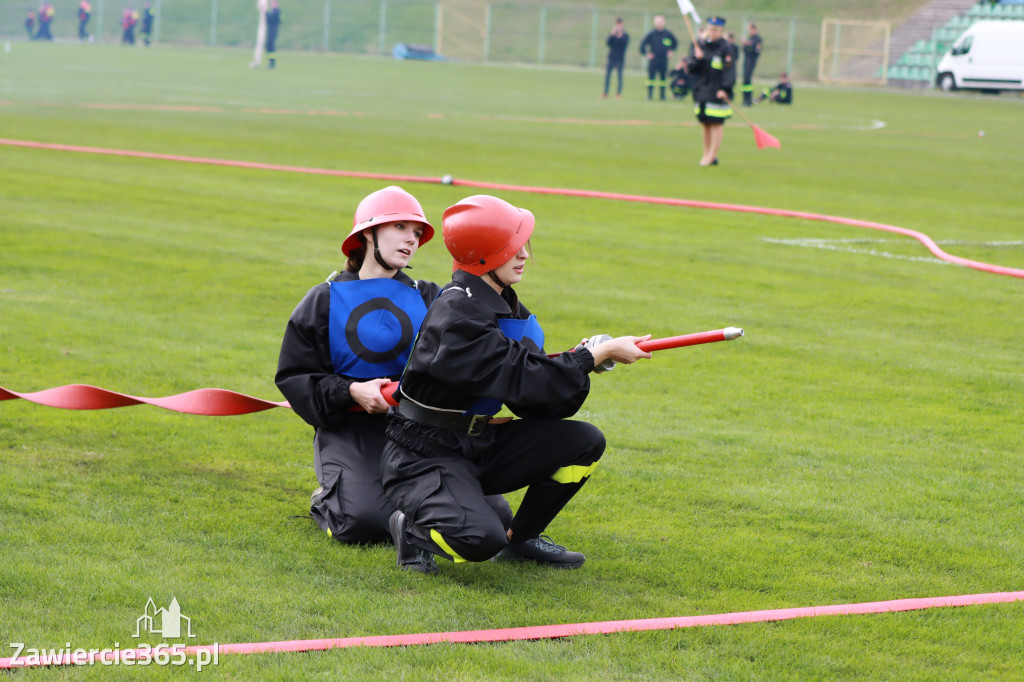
left=742, top=56, right=759, bottom=104
left=382, top=418, right=605, bottom=563
left=604, top=59, right=624, bottom=95
left=312, top=419, right=511, bottom=545
left=646, top=56, right=669, bottom=99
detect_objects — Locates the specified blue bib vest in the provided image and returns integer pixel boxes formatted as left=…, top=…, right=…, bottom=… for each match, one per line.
left=467, top=315, right=545, bottom=416
left=328, top=278, right=428, bottom=379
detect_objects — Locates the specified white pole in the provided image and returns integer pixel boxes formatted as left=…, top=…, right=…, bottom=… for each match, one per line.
left=250, top=0, right=267, bottom=67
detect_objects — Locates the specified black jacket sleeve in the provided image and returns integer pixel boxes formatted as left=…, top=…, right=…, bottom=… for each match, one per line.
left=414, top=292, right=594, bottom=419
left=274, top=283, right=357, bottom=430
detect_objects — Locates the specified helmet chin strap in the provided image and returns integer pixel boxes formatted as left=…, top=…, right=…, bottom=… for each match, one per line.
left=369, top=226, right=411, bottom=271
left=486, top=270, right=508, bottom=289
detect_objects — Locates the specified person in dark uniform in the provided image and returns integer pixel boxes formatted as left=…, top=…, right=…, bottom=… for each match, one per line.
left=382, top=195, right=652, bottom=574
left=276, top=187, right=513, bottom=546
left=669, top=56, right=693, bottom=99
left=140, top=3, right=154, bottom=46
left=759, top=71, right=793, bottom=104
left=77, top=1, right=92, bottom=42
left=741, top=23, right=763, bottom=106
left=638, top=15, right=678, bottom=101
left=726, top=31, right=740, bottom=62
left=602, top=18, right=629, bottom=99
left=265, top=0, right=281, bottom=69
left=25, top=9, right=36, bottom=39
left=121, top=7, right=137, bottom=45
left=35, top=3, right=54, bottom=41
left=687, top=15, right=736, bottom=166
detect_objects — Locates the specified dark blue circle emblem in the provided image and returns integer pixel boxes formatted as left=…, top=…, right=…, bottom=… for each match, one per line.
left=345, top=298, right=414, bottom=364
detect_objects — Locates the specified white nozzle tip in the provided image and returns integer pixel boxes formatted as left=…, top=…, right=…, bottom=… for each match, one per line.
left=724, top=327, right=744, bottom=340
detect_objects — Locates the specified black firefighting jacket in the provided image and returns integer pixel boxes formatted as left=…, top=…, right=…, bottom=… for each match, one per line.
left=396, top=270, right=595, bottom=419
left=275, top=270, right=439, bottom=431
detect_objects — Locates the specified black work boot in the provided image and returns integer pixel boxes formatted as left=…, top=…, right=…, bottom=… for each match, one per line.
left=389, top=511, right=439, bottom=575
left=492, top=535, right=585, bottom=569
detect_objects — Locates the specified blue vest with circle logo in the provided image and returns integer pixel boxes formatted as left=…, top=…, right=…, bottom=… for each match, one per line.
left=328, top=278, right=428, bottom=379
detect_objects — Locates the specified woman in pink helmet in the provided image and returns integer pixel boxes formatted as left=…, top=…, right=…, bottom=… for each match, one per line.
left=276, top=187, right=511, bottom=546
left=382, top=195, right=651, bottom=574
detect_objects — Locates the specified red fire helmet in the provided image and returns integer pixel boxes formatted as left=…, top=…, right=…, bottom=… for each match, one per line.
left=341, top=186, right=435, bottom=256
left=442, top=195, right=534, bottom=275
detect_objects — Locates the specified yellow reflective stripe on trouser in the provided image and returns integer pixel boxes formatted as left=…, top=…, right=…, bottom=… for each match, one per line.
left=696, top=102, right=733, bottom=118
left=742, top=84, right=754, bottom=92
left=430, top=528, right=467, bottom=563
left=551, top=461, right=599, bottom=484
left=645, top=79, right=667, bottom=86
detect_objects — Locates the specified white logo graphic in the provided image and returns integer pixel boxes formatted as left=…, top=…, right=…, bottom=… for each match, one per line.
left=134, top=597, right=195, bottom=639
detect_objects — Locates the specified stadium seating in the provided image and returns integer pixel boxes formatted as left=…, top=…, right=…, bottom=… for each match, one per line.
left=889, top=2, right=1023, bottom=82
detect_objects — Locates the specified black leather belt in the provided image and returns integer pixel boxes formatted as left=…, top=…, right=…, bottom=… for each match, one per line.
left=397, top=400, right=497, bottom=437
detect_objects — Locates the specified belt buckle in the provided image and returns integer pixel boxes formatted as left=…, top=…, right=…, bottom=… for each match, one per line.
left=466, top=414, right=488, bottom=437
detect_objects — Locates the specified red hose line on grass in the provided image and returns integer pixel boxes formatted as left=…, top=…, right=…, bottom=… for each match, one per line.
left=3, top=138, right=1022, bottom=279
left=0, top=331, right=740, bottom=415
left=1, top=591, right=1021, bottom=668
left=0, top=385, right=288, bottom=416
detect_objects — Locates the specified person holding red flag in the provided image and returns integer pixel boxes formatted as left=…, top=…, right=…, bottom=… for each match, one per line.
left=687, top=15, right=736, bottom=166
left=382, top=195, right=651, bottom=574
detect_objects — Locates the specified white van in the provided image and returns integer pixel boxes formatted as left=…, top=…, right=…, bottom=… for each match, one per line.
left=935, top=20, right=1024, bottom=92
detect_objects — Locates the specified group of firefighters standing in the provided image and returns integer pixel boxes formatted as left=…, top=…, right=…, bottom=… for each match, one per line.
left=602, top=14, right=791, bottom=166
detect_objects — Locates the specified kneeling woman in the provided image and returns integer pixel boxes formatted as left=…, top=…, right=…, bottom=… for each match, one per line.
left=383, top=195, right=652, bottom=574
left=276, top=187, right=511, bottom=545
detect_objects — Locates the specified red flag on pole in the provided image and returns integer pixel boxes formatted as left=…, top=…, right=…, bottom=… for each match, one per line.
left=752, top=124, right=781, bottom=149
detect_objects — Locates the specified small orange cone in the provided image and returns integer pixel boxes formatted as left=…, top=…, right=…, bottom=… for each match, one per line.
left=752, top=124, right=781, bottom=149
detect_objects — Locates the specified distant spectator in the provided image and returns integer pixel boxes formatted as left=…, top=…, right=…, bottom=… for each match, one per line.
left=265, top=0, right=282, bottom=68
left=726, top=31, right=740, bottom=62
left=741, top=23, right=764, bottom=106
left=121, top=7, right=138, bottom=45
left=602, top=18, right=629, bottom=99
left=639, top=15, right=678, bottom=100
left=25, top=9, right=36, bottom=39
left=78, top=1, right=92, bottom=42
left=758, top=72, right=792, bottom=104
left=35, top=3, right=54, bottom=41
left=669, top=56, right=693, bottom=99
left=140, top=3, right=154, bottom=46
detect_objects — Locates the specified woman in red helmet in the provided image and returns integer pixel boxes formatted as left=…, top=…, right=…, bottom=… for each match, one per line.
left=275, top=187, right=511, bottom=545
left=383, top=194, right=651, bottom=574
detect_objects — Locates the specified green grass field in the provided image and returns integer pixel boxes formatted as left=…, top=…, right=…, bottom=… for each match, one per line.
left=1, top=42, right=1023, bottom=679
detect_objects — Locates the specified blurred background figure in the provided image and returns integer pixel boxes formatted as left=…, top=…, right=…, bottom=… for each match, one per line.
left=669, top=56, right=693, bottom=99
left=741, top=23, right=763, bottom=106
left=639, top=15, right=678, bottom=101
left=602, top=17, right=629, bottom=99
left=758, top=72, right=793, bottom=104
left=25, top=8, right=36, bottom=39
left=35, top=3, right=55, bottom=41
left=78, top=1, right=92, bottom=42
left=265, top=0, right=282, bottom=68
left=726, top=31, right=739, bottom=62
left=121, top=7, right=138, bottom=45
left=141, top=3, right=154, bottom=46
